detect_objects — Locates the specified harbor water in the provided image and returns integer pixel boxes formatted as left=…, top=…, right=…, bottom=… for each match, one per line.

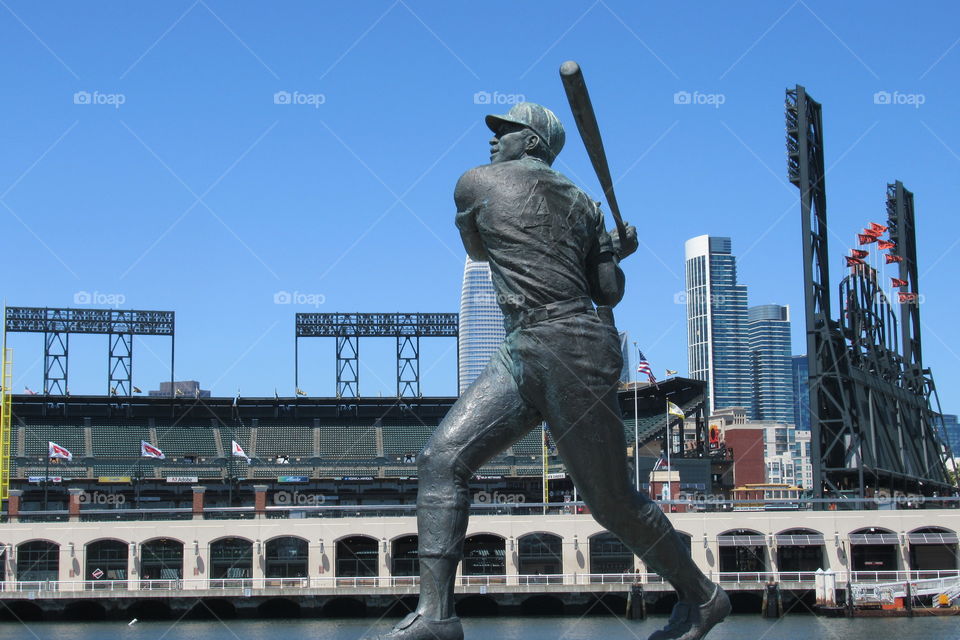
left=0, top=616, right=956, bottom=640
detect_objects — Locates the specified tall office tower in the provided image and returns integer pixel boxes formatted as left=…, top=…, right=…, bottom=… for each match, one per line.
left=618, top=331, right=633, bottom=385
left=791, top=355, right=811, bottom=430
left=942, top=414, right=959, bottom=455
left=458, top=257, right=506, bottom=394
left=747, top=305, right=794, bottom=423
left=684, top=235, right=751, bottom=415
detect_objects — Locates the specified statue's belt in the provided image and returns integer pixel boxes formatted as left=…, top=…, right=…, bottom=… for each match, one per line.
left=505, top=297, right=605, bottom=332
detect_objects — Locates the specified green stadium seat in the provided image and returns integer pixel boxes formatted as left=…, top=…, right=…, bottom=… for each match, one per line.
left=317, top=425, right=377, bottom=458
left=256, top=424, right=313, bottom=458
left=22, top=422, right=86, bottom=458
left=90, top=425, right=153, bottom=457
left=154, top=425, right=220, bottom=458
left=381, top=424, right=435, bottom=456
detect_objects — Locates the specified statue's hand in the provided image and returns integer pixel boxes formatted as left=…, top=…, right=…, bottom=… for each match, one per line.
left=609, top=224, right=639, bottom=260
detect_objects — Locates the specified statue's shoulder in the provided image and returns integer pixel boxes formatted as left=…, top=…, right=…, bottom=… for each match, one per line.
left=455, top=162, right=513, bottom=206
left=457, top=159, right=552, bottom=190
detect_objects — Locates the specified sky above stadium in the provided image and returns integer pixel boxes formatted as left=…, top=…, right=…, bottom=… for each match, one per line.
left=2, top=1, right=959, bottom=411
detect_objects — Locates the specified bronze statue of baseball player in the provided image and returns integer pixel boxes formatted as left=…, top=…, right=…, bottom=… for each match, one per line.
left=363, top=102, right=729, bottom=640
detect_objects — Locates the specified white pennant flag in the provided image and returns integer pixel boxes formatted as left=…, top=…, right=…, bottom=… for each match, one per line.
left=49, top=441, right=73, bottom=461
left=140, top=441, right=165, bottom=460
left=231, top=440, right=249, bottom=460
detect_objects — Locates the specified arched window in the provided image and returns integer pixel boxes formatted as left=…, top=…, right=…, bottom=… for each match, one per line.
left=140, top=538, right=184, bottom=586
left=907, top=527, right=958, bottom=575
left=265, top=537, right=309, bottom=582
left=462, top=535, right=505, bottom=581
left=849, top=528, right=899, bottom=576
left=518, top=533, right=562, bottom=582
left=391, top=535, right=419, bottom=578
left=717, top=529, right=767, bottom=575
left=589, top=532, right=634, bottom=581
left=775, top=528, right=825, bottom=573
left=16, top=541, right=59, bottom=583
left=336, top=536, right=378, bottom=578
left=85, top=539, right=128, bottom=589
left=210, top=537, right=252, bottom=586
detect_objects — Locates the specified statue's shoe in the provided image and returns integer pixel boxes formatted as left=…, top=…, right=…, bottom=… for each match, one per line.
left=647, top=585, right=731, bottom=640
left=361, top=612, right=464, bottom=640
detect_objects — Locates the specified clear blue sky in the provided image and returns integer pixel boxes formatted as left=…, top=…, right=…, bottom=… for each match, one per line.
left=2, top=1, right=959, bottom=412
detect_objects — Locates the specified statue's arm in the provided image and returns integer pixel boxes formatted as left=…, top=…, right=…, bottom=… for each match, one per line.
left=586, top=202, right=626, bottom=307
left=454, top=168, right=488, bottom=261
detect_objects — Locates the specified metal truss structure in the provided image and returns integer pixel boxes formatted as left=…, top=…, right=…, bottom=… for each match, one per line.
left=786, top=86, right=952, bottom=499
left=295, top=313, right=458, bottom=398
left=4, top=307, right=175, bottom=397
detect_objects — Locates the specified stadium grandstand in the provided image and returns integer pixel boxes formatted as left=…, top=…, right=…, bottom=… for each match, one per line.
left=7, top=377, right=723, bottom=512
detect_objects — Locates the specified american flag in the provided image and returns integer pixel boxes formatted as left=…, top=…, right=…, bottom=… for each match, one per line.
left=636, top=350, right=657, bottom=385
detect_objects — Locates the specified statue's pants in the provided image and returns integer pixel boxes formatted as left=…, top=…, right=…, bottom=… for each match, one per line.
left=415, top=312, right=712, bottom=619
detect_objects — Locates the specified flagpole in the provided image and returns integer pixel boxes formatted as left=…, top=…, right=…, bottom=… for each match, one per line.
left=666, top=400, right=672, bottom=512
left=44, top=449, right=49, bottom=511
left=633, top=343, right=640, bottom=493
left=228, top=436, right=234, bottom=507
left=542, top=423, right=548, bottom=515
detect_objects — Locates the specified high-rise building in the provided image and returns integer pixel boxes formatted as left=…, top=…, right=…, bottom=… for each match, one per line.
left=791, top=355, right=811, bottom=430
left=619, top=331, right=633, bottom=385
left=148, top=380, right=210, bottom=398
left=684, top=235, right=751, bottom=415
left=458, top=257, right=505, bottom=394
left=747, top=305, right=793, bottom=423
left=942, top=414, right=959, bottom=455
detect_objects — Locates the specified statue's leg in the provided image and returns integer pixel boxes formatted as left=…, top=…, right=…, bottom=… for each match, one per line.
left=520, top=315, right=715, bottom=602
left=548, top=386, right=715, bottom=603
left=414, top=344, right=540, bottom=621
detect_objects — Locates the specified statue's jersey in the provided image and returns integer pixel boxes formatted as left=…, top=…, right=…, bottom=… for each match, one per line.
left=454, top=157, right=606, bottom=316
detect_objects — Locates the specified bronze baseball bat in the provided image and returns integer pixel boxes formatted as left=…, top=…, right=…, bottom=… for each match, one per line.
left=559, top=60, right=627, bottom=245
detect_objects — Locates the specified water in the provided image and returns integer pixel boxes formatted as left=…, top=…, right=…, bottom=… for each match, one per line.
left=0, top=616, right=956, bottom=640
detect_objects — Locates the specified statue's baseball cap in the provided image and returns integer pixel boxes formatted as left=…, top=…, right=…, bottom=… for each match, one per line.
left=486, top=102, right=565, bottom=162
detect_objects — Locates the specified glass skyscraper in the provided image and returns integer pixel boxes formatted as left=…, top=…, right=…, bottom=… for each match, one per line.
left=684, top=235, right=751, bottom=415
left=942, top=414, right=959, bottom=455
left=747, top=305, right=793, bottom=424
left=458, top=257, right=506, bottom=394
left=619, top=331, right=633, bottom=385
left=791, top=355, right=811, bottom=430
